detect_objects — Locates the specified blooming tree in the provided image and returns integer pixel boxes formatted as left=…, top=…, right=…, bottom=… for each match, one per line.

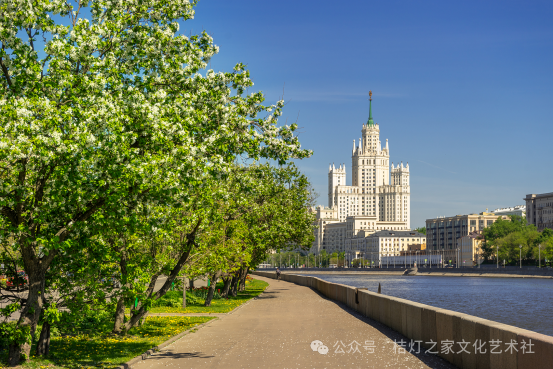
left=0, top=0, right=310, bottom=364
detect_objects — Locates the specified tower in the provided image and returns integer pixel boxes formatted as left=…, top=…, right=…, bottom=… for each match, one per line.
left=328, top=163, right=346, bottom=207
left=352, top=92, right=390, bottom=195
left=390, top=162, right=411, bottom=227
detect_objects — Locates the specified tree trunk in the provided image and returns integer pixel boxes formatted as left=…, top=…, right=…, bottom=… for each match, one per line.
left=182, top=277, right=187, bottom=308
left=122, top=226, right=200, bottom=332
left=230, top=275, right=238, bottom=297
left=204, top=270, right=222, bottom=307
left=9, top=263, right=45, bottom=366
left=221, top=276, right=231, bottom=298
left=112, top=295, right=127, bottom=334
left=113, top=243, right=128, bottom=334
left=35, top=278, right=50, bottom=357
left=189, top=278, right=195, bottom=289
left=239, top=267, right=249, bottom=292
left=35, top=321, right=50, bottom=357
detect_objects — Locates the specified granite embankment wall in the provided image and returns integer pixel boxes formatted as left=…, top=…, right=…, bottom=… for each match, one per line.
left=252, top=271, right=553, bottom=369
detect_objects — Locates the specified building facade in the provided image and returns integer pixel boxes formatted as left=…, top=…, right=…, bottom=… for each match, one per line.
left=425, top=212, right=509, bottom=266
left=459, top=231, right=484, bottom=268
left=342, top=230, right=425, bottom=266
left=525, top=192, right=553, bottom=231
left=312, top=93, right=411, bottom=255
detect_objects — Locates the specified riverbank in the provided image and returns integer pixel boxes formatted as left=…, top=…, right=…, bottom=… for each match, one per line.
left=259, top=267, right=553, bottom=279
left=292, top=272, right=553, bottom=336
left=252, top=271, right=553, bottom=369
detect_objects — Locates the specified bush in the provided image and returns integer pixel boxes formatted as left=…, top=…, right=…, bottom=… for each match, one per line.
left=151, top=288, right=222, bottom=308
left=151, top=291, right=182, bottom=307
left=188, top=287, right=222, bottom=300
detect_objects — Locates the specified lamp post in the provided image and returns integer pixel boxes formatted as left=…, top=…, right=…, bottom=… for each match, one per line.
left=519, top=244, right=522, bottom=268
left=495, top=232, right=499, bottom=269
left=456, top=248, right=459, bottom=268
left=539, top=244, right=542, bottom=268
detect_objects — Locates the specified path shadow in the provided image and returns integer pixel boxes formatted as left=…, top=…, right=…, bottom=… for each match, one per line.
left=256, top=293, right=278, bottom=299
left=151, top=351, right=215, bottom=359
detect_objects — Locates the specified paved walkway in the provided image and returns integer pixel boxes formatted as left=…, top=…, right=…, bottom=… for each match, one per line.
left=137, top=276, right=456, bottom=369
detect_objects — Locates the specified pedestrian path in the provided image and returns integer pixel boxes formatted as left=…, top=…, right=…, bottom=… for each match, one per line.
left=137, top=276, right=456, bottom=369
left=149, top=313, right=228, bottom=317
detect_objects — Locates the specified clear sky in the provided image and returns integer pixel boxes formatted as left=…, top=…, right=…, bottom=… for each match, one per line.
left=185, top=0, right=553, bottom=228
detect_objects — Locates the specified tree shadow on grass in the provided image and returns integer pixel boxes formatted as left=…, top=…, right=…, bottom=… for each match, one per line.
left=34, top=317, right=212, bottom=369
left=47, top=338, right=155, bottom=369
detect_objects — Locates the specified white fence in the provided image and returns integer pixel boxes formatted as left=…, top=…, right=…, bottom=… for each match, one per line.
left=378, top=254, right=443, bottom=267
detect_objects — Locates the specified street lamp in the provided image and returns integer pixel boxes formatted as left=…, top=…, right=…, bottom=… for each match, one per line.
left=519, top=244, right=522, bottom=268
left=539, top=244, right=542, bottom=268
left=456, top=247, right=459, bottom=269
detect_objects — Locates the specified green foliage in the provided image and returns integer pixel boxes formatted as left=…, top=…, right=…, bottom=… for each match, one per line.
left=481, top=216, right=553, bottom=265
left=0, top=322, right=31, bottom=347
left=0, top=0, right=314, bottom=362
left=149, top=278, right=268, bottom=314
left=188, top=288, right=223, bottom=300
left=150, top=290, right=215, bottom=307
left=415, top=227, right=426, bottom=235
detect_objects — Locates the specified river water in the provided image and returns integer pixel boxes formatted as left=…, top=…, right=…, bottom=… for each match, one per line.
left=306, top=273, right=553, bottom=337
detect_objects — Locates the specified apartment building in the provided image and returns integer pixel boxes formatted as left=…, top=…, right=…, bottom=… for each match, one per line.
left=525, top=192, right=553, bottom=231
left=426, top=212, right=509, bottom=252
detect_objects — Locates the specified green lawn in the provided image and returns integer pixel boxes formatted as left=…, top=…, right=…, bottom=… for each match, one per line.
left=0, top=278, right=268, bottom=369
left=149, top=277, right=268, bottom=313
left=1, top=316, right=214, bottom=369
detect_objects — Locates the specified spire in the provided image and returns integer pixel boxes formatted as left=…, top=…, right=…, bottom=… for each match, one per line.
left=366, top=91, right=374, bottom=126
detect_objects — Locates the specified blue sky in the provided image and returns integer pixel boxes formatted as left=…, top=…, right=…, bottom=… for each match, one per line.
left=186, top=0, right=553, bottom=228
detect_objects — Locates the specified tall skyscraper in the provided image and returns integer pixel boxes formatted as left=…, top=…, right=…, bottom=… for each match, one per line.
left=312, top=92, right=411, bottom=253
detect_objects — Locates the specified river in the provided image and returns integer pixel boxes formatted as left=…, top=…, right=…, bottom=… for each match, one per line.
left=306, top=273, right=553, bottom=337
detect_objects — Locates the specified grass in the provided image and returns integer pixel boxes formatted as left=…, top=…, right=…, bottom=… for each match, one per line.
left=0, top=278, right=268, bottom=368
left=1, top=316, right=214, bottom=369
left=149, top=278, right=268, bottom=314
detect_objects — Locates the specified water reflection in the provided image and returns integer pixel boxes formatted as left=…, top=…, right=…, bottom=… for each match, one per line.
left=307, top=274, right=553, bottom=337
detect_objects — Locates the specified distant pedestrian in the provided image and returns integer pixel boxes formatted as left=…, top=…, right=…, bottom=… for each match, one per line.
left=276, top=268, right=281, bottom=281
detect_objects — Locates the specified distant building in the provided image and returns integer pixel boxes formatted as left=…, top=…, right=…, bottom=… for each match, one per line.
left=492, top=205, right=526, bottom=218
left=310, top=93, right=411, bottom=255
left=344, top=230, right=425, bottom=265
left=459, top=231, right=484, bottom=268
left=311, top=206, right=339, bottom=253
left=426, top=212, right=509, bottom=266
left=525, top=192, right=553, bottom=232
